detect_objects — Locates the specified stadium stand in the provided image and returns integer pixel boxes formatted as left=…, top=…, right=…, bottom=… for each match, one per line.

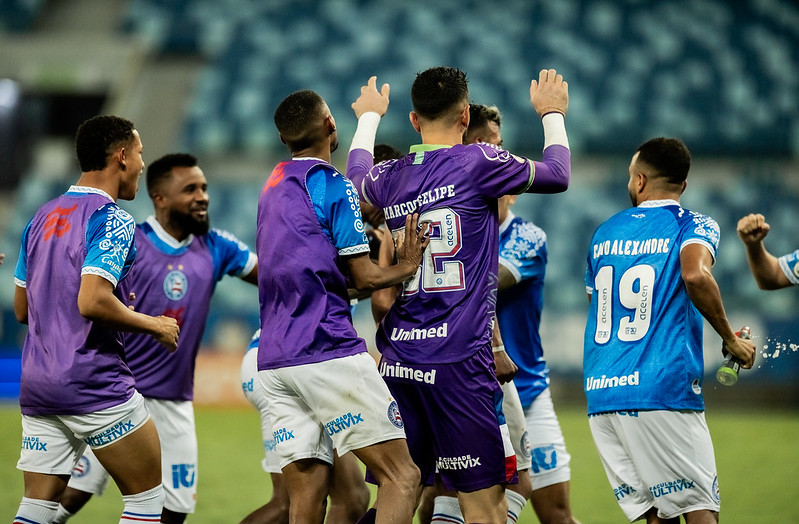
left=0, top=0, right=797, bottom=402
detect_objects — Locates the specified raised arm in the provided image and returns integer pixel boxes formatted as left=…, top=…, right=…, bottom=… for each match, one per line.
left=347, top=76, right=390, bottom=189
left=736, top=213, right=791, bottom=290
left=526, top=69, right=571, bottom=194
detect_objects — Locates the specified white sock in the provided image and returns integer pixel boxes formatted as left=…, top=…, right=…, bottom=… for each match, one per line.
left=119, top=484, right=164, bottom=524
left=431, top=495, right=464, bottom=524
left=52, top=504, right=75, bottom=523
left=505, top=489, right=527, bottom=524
left=14, top=497, right=59, bottom=523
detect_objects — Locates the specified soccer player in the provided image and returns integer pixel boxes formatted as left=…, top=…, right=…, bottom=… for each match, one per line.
left=55, top=153, right=258, bottom=524
left=240, top=329, right=371, bottom=524
left=420, top=104, right=578, bottom=524
left=583, top=137, right=756, bottom=523
left=12, top=115, right=180, bottom=524
left=257, top=88, right=429, bottom=523
left=736, top=213, right=798, bottom=289
left=346, top=69, right=571, bottom=524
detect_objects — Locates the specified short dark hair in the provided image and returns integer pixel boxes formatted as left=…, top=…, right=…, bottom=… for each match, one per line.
left=273, top=90, right=327, bottom=151
left=635, top=137, right=691, bottom=185
left=465, top=104, right=501, bottom=144
left=411, top=67, right=469, bottom=121
left=75, top=115, right=136, bottom=172
left=146, top=153, right=199, bottom=195
left=374, top=143, right=403, bottom=163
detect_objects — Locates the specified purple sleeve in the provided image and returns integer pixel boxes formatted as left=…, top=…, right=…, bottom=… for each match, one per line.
left=345, top=148, right=374, bottom=201
left=528, top=145, right=571, bottom=194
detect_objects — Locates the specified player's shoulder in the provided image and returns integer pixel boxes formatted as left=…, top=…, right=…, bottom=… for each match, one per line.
left=676, top=207, right=720, bottom=235
left=458, top=142, right=514, bottom=161
left=508, top=216, right=547, bottom=245
left=207, top=228, right=249, bottom=251
left=91, top=201, right=135, bottom=228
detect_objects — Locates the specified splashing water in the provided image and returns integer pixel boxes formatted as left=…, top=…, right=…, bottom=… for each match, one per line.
left=757, top=336, right=798, bottom=368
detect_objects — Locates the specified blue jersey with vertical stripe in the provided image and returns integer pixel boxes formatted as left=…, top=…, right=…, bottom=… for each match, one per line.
left=496, top=212, right=550, bottom=408
left=583, top=199, right=720, bottom=415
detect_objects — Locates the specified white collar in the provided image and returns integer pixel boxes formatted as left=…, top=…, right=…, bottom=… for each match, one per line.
left=638, top=199, right=680, bottom=208
left=145, top=216, right=194, bottom=248
left=67, top=185, right=113, bottom=201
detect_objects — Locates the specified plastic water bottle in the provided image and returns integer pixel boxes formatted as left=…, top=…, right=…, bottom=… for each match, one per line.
left=716, top=326, right=751, bottom=386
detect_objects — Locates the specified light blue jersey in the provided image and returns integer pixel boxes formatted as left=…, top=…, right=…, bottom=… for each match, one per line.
left=777, top=249, right=799, bottom=285
left=496, top=212, right=549, bottom=408
left=583, top=199, right=719, bottom=415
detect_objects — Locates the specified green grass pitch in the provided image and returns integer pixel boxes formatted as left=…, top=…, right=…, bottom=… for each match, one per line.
left=1, top=403, right=797, bottom=523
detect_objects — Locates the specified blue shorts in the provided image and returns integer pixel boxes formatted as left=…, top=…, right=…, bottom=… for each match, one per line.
left=379, top=346, right=516, bottom=492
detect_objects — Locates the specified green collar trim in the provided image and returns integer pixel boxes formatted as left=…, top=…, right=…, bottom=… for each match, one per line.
left=409, top=144, right=451, bottom=164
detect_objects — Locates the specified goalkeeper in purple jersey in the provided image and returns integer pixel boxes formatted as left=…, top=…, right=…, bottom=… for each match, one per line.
left=737, top=213, right=799, bottom=289
left=12, top=115, right=179, bottom=524
left=346, top=68, right=571, bottom=524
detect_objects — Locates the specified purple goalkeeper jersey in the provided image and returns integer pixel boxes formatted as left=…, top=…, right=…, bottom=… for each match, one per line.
left=119, top=217, right=256, bottom=401
left=256, top=158, right=370, bottom=370
left=348, top=142, right=570, bottom=364
left=14, top=187, right=137, bottom=416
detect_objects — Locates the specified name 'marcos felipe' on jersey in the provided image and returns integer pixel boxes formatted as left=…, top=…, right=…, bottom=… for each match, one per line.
left=583, top=199, right=720, bottom=415
left=346, top=141, right=570, bottom=365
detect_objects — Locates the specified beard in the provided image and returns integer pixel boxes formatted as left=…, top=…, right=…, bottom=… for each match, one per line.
left=628, top=188, right=638, bottom=207
left=171, top=208, right=210, bottom=236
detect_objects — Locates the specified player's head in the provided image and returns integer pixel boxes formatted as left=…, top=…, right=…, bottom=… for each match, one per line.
left=628, top=137, right=691, bottom=206
left=274, top=90, right=338, bottom=154
left=410, top=67, right=469, bottom=127
left=147, top=153, right=210, bottom=237
left=464, top=104, right=502, bottom=146
left=75, top=115, right=143, bottom=200
left=374, top=143, right=403, bottom=163
left=75, top=115, right=137, bottom=171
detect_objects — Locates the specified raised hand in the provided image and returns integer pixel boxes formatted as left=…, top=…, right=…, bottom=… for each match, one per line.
left=351, top=76, right=390, bottom=119
left=530, top=68, right=569, bottom=117
left=737, top=213, right=771, bottom=245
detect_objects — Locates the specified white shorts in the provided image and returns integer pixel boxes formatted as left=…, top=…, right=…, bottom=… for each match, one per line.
left=589, top=410, right=720, bottom=521
left=147, top=398, right=198, bottom=514
left=257, top=352, right=406, bottom=470
left=523, top=387, right=572, bottom=490
left=18, top=392, right=150, bottom=476
left=501, top=381, right=532, bottom=471
left=241, top=348, right=281, bottom=474
left=66, top=447, right=110, bottom=496
left=66, top=397, right=198, bottom=514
